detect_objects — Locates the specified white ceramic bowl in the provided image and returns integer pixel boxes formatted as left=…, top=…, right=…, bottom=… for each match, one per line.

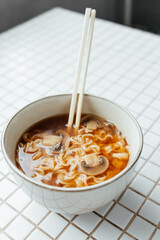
left=2, top=94, right=143, bottom=214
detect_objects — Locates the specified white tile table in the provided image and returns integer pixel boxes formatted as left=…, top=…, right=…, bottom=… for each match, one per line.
left=0, top=7, right=160, bottom=240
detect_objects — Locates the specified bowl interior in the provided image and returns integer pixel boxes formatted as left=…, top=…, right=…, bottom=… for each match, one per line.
left=3, top=94, right=142, bottom=182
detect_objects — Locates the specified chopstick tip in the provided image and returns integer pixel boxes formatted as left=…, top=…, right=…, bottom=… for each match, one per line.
left=85, top=8, right=91, bottom=14
left=91, top=9, right=96, bottom=16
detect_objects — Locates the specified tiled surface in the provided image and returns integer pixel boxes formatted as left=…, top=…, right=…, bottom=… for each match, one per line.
left=149, top=185, right=160, bottom=204
left=130, top=174, right=155, bottom=196
left=106, top=204, right=134, bottom=229
left=73, top=212, right=101, bottom=233
left=139, top=200, right=160, bottom=225
left=6, top=188, right=31, bottom=211
left=119, top=189, right=145, bottom=212
left=58, top=225, right=87, bottom=240
left=152, top=230, right=160, bottom=240
left=27, top=229, right=52, bottom=240
left=5, top=216, right=35, bottom=240
left=127, top=216, right=155, bottom=240
left=0, top=7, right=160, bottom=240
left=93, top=221, right=121, bottom=240
left=39, top=213, right=68, bottom=238
left=0, top=203, right=17, bottom=229
left=22, top=201, right=49, bottom=224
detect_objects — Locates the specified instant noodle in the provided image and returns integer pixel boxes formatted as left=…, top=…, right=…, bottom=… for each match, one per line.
left=16, top=114, right=129, bottom=188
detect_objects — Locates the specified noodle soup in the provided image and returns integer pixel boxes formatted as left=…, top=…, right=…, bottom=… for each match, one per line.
left=16, top=114, right=130, bottom=188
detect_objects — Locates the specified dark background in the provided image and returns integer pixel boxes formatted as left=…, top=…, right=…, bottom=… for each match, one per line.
left=0, top=0, right=160, bottom=34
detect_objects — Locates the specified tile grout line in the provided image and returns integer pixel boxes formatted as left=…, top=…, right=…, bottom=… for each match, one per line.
left=117, top=177, right=160, bottom=239
left=55, top=215, right=86, bottom=239
left=1, top=121, right=159, bottom=239
left=24, top=211, right=55, bottom=240
left=149, top=225, right=160, bottom=240
left=88, top=134, right=160, bottom=238
left=88, top=188, right=131, bottom=238
left=0, top=177, right=56, bottom=239
left=129, top=186, right=160, bottom=206
left=0, top=8, right=160, bottom=239
left=0, top=232, right=14, bottom=240
left=115, top=140, right=160, bottom=237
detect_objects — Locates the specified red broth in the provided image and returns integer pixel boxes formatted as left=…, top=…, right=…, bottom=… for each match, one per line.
left=16, top=114, right=129, bottom=188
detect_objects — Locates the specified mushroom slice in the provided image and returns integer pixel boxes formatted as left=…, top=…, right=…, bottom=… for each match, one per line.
left=81, top=154, right=109, bottom=176
left=56, top=129, right=70, bottom=149
left=104, top=122, right=117, bottom=135
left=42, top=135, right=62, bottom=155
left=43, top=130, right=70, bottom=155
left=43, top=135, right=62, bottom=146
left=81, top=115, right=103, bottom=130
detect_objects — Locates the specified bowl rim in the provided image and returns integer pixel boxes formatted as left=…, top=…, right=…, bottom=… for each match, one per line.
left=1, top=94, right=143, bottom=192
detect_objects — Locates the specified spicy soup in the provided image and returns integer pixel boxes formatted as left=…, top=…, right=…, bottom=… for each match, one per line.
left=16, top=114, right=129, bottom=188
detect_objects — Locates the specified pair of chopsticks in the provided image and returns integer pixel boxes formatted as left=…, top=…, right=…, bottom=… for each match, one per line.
left=67, top=8, right=96, bottom=131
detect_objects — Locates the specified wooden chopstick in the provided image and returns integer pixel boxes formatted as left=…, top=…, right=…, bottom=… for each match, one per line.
left=67, top=8, right=92, bottom=129
left=75, top=9, right=96, bottom=129
left=67, top=8, right=96, bottom=131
